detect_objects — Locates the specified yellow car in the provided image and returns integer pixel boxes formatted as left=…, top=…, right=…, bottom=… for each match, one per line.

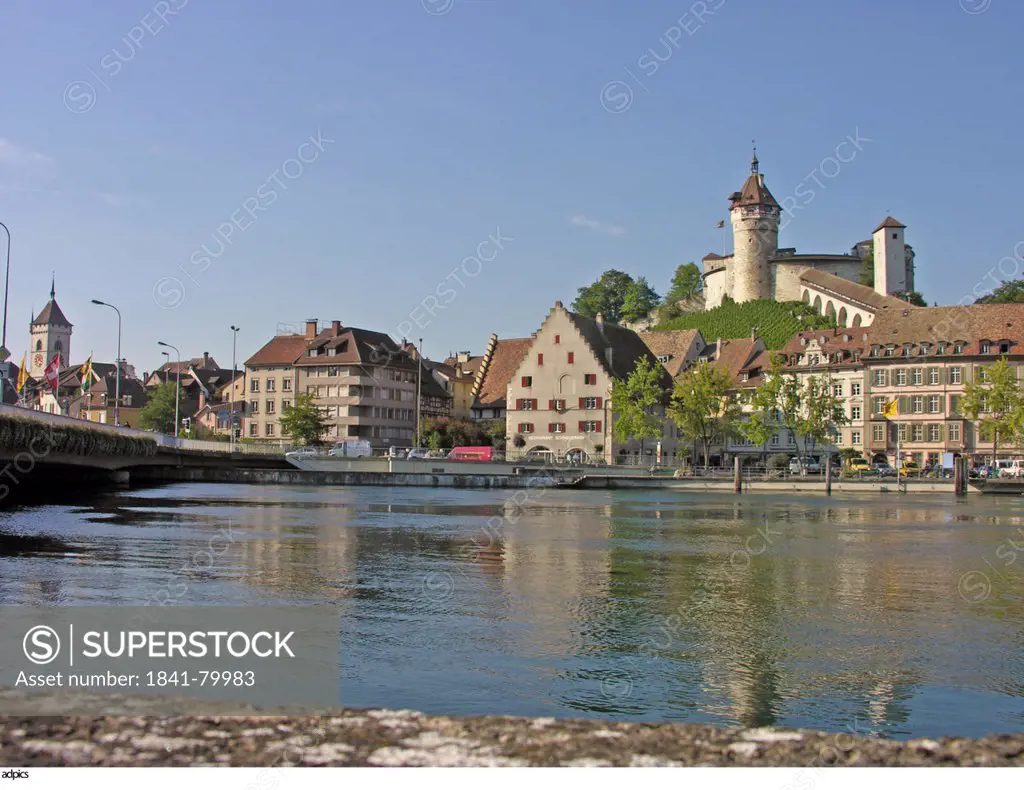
left=848, top=459, right=871, bottom=472
left=899, top=461, right=921, bottom=477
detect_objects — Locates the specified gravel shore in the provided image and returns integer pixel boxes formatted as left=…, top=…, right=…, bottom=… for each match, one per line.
left=1, top=691, right=1022, bottom=766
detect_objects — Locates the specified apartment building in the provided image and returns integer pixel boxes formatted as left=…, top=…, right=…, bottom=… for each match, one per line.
left=505, top=301, right=676, bottom=464
left=243, top=333, right=307, bottom=443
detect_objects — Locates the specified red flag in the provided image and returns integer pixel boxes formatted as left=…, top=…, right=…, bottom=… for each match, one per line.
left=44, top=354, right=61, bottom=392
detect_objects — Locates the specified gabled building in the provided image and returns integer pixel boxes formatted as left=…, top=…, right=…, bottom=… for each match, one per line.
left=637, top=328, right=707, bottom=378
left=505, top=301, right=678, bottom=464
left=468, top=334, right=532, bottom=422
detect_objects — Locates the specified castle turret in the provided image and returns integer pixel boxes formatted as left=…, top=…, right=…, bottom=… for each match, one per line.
left=729, top=147, right=780, bottom=303
left=872, top=216, right=907, bottom=296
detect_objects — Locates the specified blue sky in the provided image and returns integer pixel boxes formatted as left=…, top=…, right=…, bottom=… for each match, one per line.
left=0, top=0, right=1020, bottom=373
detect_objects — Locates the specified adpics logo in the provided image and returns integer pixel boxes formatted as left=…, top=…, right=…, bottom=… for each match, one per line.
left=23, top=625, right=60, bottom=665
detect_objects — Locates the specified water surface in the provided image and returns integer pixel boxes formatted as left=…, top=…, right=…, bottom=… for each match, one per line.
left=2, top=483, right=1022, bottom=739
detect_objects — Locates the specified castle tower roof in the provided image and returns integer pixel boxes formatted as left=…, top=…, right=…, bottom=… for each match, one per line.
left=730, top=146, right=780, bottom=209
left=873, top=216, right=906, bottom=233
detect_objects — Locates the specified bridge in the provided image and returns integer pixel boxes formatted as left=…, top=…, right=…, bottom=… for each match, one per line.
left=0, top=404, right=289, bottom=498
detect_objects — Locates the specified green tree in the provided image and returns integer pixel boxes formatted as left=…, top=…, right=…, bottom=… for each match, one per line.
left=738, top=366, right=783, bottom=463
left=976, top=279, right=1024, bottom=304
left=620, top=277, right=661, bottom=323
left=138, top=381, right=181, bottom=435
left=797, top=373, right=849, bottom=460
left=665, top=262, right=703, bottom=304
left=279, top=393, right=328, bottom=446
left=668, top=363, right=739, bottom=468
left=904, top=291, right=927, bottom=307
left=858, top=242, right=874, bottom=287
left=418, top=417, right=489, bottom=448
left=611, top=355, right=665, bottom=457
left=961, top=357, right=1023, bottom=461
left=571, top=269, right=636, bottom=323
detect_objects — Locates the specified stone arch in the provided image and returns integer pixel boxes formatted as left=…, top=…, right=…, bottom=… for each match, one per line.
left=825, top=301, right=836, bottom=322
left=527, top=446, right=552, bottom=460
left=812, top=295, right=822, bottom=313
left=802, top=289, right=810, bottom=303
left=853, top=313, right=863, bottom=328
left=838, top=307, right=848, bottom=328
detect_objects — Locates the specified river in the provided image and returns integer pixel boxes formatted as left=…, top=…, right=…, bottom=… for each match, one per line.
left=1, top=483, right=1022, bottom=739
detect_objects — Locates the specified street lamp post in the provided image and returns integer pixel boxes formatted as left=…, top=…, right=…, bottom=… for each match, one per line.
left=230, top=325, right=240, bottom=451
left=91, top=299, right=121, bottom=426
left=415, top=337, right=423, bottom=448
left=0, top=222, right=10, bottom=405
left=157, top=341, right=180, bottom=438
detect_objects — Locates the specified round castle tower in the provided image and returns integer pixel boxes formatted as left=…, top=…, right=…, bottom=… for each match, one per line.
left=728, top=149, right=781, bottom=302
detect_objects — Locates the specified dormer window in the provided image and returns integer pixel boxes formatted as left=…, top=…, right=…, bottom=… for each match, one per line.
left=954, top=343, right=965, bottom=354
left=980, top=341, right=991, bottom=354
left=937, top=342, right=946, bottom=355
left=658, top=355, right=670, bottom=363
left=884, top=346, right=894, bottom=357
left=1000, top=341, right=1010, bottom=353
left=902, top=344, right=912, bottom=357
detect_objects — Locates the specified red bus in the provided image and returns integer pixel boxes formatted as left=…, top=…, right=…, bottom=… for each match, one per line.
left=447, top=446, right=493, bottom=461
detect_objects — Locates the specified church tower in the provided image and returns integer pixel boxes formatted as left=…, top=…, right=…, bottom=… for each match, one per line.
left=728, top=147, right=781, bottom=302
left=28, top=278, right=72, bottom=378
left=872, top=216, right=908, bottom=296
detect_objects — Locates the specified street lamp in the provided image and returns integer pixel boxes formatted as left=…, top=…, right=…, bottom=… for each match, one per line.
left=415, top=337, right=423, bottom=448
left=0, top=222, right=10, bottom=405
left=230, top=326, right=240, bottom=450
left=157, top=341, right=180, bottom=438
left=91, top=299, right=121, bottom=426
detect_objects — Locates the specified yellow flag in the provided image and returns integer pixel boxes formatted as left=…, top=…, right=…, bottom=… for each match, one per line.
left=80, top=355, right=93, bottom=393
left=882, top=399, right=898, bottom=418
left=16, top=352, right=27, bottom=393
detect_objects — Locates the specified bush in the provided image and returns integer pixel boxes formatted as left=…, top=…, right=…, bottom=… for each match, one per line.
left=768, top=453, right=790, bottom=470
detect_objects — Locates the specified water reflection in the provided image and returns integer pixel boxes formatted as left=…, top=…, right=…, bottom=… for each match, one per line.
left=0, top=484, right=1022, bottom=738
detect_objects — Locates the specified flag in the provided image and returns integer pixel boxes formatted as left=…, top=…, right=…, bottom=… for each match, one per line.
left=716, top=220, right=725, bottom=229
left=44, top=354, right=60, bottom=393
left=79, top=355, right=93, bottom=393
left=882, top=399, right=898, bottom=418
left=16, top=352, right=27, bottom=394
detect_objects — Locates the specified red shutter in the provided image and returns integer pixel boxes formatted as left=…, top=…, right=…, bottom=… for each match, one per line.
left=568, top=352, right=574, bottom=364
left=554, top=335, right=560, bottom=344
left=528, top=423, right=534, bottom=433
left=595, top=397, right=602, bottom=408
left=538, top=353, right=544, bottom=365
left=548, top=399, right=555, bottom=410
left=578, top=421, right=585, bottom=432
left=579, top=397, right=585, bottom=409
left=595, top=421, right=602, bottom=433
left=548, top=423, right=555, bottom=432
left=521, top=376, right=528, bottom=387
left=517, top=423, right=523, bottom=432
left=515, top=398, right=522, bottom=410
left=531, top=399, right=538, bottom=409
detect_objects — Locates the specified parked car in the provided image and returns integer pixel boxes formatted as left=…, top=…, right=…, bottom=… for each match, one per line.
left=995, top=459, right=1024, bottom=478
left=873, top=462, right=897, bottom=477
left=329, top=439, right=373, bottom=458
left=386, top=446, right=407, bottom=459
left=848, top=458, right=872, bottom=473
left=898, top=460, right=922, bottom=477
left=789, top=457, right=822, bottom=474
left=285, top=447, right=319, bottom=461
left=406, top=448, right=432, bottom=460
left=448, top=446, right=494, bottom=461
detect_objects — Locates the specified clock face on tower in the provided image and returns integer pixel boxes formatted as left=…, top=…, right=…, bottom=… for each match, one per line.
left=33, top=353, right=44, bottom=369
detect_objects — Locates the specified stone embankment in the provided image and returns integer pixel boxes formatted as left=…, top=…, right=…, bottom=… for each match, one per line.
left=1, top=691, right=1020, bottom=766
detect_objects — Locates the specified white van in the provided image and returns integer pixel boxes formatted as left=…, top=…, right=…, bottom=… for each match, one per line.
left=995, top=459, right=1024, bottom=478
left=328, top=439, right=372, bottom=458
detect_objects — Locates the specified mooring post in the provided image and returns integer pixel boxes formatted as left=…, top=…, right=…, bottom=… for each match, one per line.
left=733, top=456, right=742, bottom=494
left=954, top=456, right=966, bottom=495
left=825, top=458, right=832, bottom=497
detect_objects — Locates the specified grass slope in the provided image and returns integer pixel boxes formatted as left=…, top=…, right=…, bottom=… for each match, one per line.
left=654, top=300, right=834, bottom=349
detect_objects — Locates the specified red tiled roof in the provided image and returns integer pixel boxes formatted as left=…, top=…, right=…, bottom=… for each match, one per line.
left=473, top=338, right=531, bottom=408
left=638, top=329, right=704, bottom=377
left=798, top=269, right=908, bottom=313
left=713, top=337, right=765, bottom=383
left=867, top=304, right=1024, bottom=355
left=873, top=216, right=906, bottom=233
left=245, top=335, right=309, bottom=367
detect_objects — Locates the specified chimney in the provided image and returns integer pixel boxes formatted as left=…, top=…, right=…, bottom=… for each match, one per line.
left=203, top=351, right=209, bottom=367
left=305, top=319, right=318, bottom=339
left=751, top=327, right=757, bottom=341
left=715, top=338, right=722, bottom=360
left=331, top=320, right=342, bottom=336
left=554, top=300, right=563, bottom=308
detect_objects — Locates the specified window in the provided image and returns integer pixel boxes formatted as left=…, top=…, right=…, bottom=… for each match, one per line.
left=521, top=376, right=532, bottom=387
left=872, top=424, right=885, bottom=442
left=911, top=368, right=923, bottom=386
left=249, top=423, right=258, bottom=437
left=266, top=423, right=275, bottom=437
left=851, top=382, right=861, bottom=396
left=582, top=397, right=600, bottom=409
left=872, top=370, right=886, bottom=386
left=911, top=395, right=924, bottom=413
left=979, top=395, right=990, bottom=413
left=517, top=423, right=534, bottom=433
left=927, top=424, right=942, bottom=442
left=266, top=400, right=275, bottom=414
left=657, top=355, right=670, bottom=363
left=911, top=424, right=923, bottom=442
left=250, top=379, right=260, bottom=393
left=35, top=340, right=42, bottom=351
left=872, top=396, right=886, bottom=414
left=282, top=400, right=291, bottom=410
left=551, top=399, right=566, bottom=411
left=851, top=406, right=861, bottom=421
left=981, top=341, right=991, bottom=354
left=977, top=366, right=989, bottom=383
left=832, top=382, right=843, bottom=397
left=517, top=399, right=537, bottom=410
left=123, top=395, right=132, bottom=407
left=884, top=347, right=894, bottom=357
left=902, top=345, right=912, bottom=357
left=898, top=424, right=908, bottom=442
left=584, top=374, right=597, bottom=385
left=580, top=420, right=601, bottom=433
left=266, top=379, right=276, bottom=392
left=550, top=423, right=565, bottom=433
left=537, top=353, right=544, bottom=366
left=954, top=343, right=964, bottom=354
left=937, top=343, right=946, bottom=355
left=928, top=395, right=941, bottom=413
left=1000, top=341, right=1010, bottom=353
left=770, top=435, right=779, bottom=446
left=928, top=368, right=940, bottom=385
left=892, top=232, right=898, bottom=239
left=895, top=369, right=907, bottom=386
left=249, top=400, right=259, bottom=414
left=949, top=367, right=962, bottom=385
left=851, top=431, right=861, bottom=445
left=567, top=352, right=574, bottom=364
left=948, top=422, right=961, bottom=442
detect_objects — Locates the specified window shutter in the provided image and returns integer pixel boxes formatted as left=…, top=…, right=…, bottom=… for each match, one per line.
left=595, top=397, right=603, bottom=408
left=531, top=399, right=538, bottom=409
left=950, top=394, right=960, bottom=415
left=521, top=376, right=528, bottom=387
left=578, top=421, right=585, bottom=432
left=528, top=423, right=534, bottom=433
left=538, top=353, right=544, bottom=366
left=938, top=424, right=945, bottom=440
left=899, top=395, right=910, bottom=412
left=568, top=352, right=574, bottom=364
left=595, top=421, right=602, bottom=433
left=548, top=399, right=555, bottom=410
left=963, top=366, right=972, bottom=382
left=579, top=397, right=585, bottom=409
left=515, top=398, right=522, bottom=410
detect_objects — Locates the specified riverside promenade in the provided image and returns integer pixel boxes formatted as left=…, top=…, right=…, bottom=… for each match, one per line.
left=1, top=691, right=1022, bottom=766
